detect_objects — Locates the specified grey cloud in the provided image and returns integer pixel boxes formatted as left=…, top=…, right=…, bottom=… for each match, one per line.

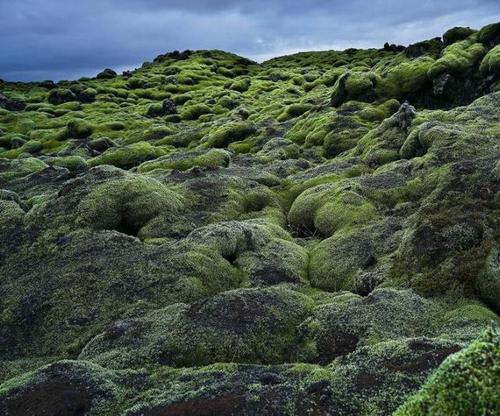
left=0, top=0, right=499, bottom=81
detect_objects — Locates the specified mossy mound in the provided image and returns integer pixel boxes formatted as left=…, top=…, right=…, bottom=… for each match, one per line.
left=88, top=142, right=169, bottom=169
left=305, top=288, right=497, bottom=362
left=395, top=329, right=500, bottom=415
left=137, top=148, right=231, bottom=172
left=77, top=173, right=185, bottom=238
left=80, top=286, right=314, bottom=368
left=205, top=121, right=257, bottom=148
left=0, top=360, right=120, bottom=415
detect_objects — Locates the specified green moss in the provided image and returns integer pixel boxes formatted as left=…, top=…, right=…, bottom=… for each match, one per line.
left=67, top=119, right=94, bottom=139
left=0, top=157, right=48, bottom=180
left=277, top=103, right=313, bottom=121
left=331, top=71, right=377, bottom=106
left=354, top=108, right=411, bottom=167
left=205, top=121, right=256, bottom=148
left=227, top=77, right=251, bottom=92
left=308, top=226, right=378, bottom=291
left=427, top=40, right=486, bottom=78
left=442, top=26, right=476, bottom=45
left=88, top=142, right=169, bottom=169
left=478, top=22, right=500, bottom=45
left=97, top=121, right=126, bottom=132
left=137, top=148, right=231, bottom=172
left=0, top=360, right=123, bottom=415
left=288, top=181, right=378, bottom=237
left=79, top=286, right=314, bottom=368
left=381, top=57, right=434, bottom=96
left=46, top=155, right=87, bottom=170
left=228, top=139, right=255, bottom=153
left=47, top=88, right=77, bottom=105
left=145, top=103, right=163, bottom=118
left=0, top=41, right=498, bottom=415
left=476, top=249, right=500, bottom=312
left=395, top=329, right=500, bottom=416
left=77, top=173, right=184, bottom=239
left=479, top=45, right=500, bottom=74
left=325, top=337, right=466, bottom=415
left=345, top=72, right=375, bottom=96
left=180, top=103, right=212, bottom=120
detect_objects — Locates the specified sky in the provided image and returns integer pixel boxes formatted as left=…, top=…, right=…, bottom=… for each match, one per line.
left=1, top=1, right=499, bottom=81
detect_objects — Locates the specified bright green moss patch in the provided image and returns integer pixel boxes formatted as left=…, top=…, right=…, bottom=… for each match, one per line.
left=137, top=148, right=231, bottom=172
left=77, top=173, right=184, bottom=239
left=395, top=329, right=500, bottom=416
left=479, top=45, right=500, bottom=74
left=0, top=157, right=48, bottom=180
left=205, top=121, right=257, bottom=147
left=227, top=77, right=251, bottom=92
left=180, top=103, right=212, bottom=120
left=88, top=142, right=169, bottom=169
left=288, top=181, right=378, bottom=237
left=277, top=103, right=313, bottom=121
left=46, top=155, right=87, bottom=170
left=381, top=57, right=434, bottom=96
left=428, top=40, right=486, bottom=78
left=331, top=71, right=377, bottom=106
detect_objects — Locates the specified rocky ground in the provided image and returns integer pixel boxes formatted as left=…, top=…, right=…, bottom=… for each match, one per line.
left=0, top=23, right=499, bottom=415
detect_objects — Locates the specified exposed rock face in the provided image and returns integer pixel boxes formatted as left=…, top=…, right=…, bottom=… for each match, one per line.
left=394, top=101, right=417, bottom=129
left=0, top=23, right=499, bottom=415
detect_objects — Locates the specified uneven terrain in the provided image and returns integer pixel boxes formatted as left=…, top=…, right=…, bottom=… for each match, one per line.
left=0, top=23, right=499, bottom=415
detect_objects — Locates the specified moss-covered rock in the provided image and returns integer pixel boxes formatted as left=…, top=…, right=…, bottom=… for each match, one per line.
left=305, top=288, right=496, bottom=362
left=79, top=87, right=97, bottom=103
left=395, top=329, right=500, bottom=416
left=331, top=71, right=378, bottom=106
left=67, top=119, right=94, bottom=139
left=478, top=22, right=500, bottom=46
left=96, top=68, right=117, bottom=79
left=80, top=286, right=314, bottom=368
left=47, top=88, right=77, bottom=105
left=288, top=180, right=378, bottom=237
left=88, top=142, right=169, bottom=169
left=0, top=360, right=120, bottom=415
left=427, top=40, right=486, bottom=79
left=227, top=77, right=251, bottom=92
left=442, top=26, right=476, bottom=46
left=77, top=173, right=185, bottom=238
left=180, top=103, right=212, bottom=120
left=479, top=45, right=500, bottom=74
left=205, top=121, right=257, bottom=148
left=277, top=103, right=313, bottom=121
left=138, top=148, right=231, bottom=172
left=145, top=98, right=177, bottom=117
left=476, top=249, right=500, bottom=312
left=381, top=57, right=434, bottom=97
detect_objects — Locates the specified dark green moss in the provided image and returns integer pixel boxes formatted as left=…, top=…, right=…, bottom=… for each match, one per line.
left=67, top=119, right=94, bottom=139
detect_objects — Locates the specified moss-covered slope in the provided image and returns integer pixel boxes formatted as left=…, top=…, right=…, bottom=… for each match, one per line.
left=0, top=23, right=499, bottom=415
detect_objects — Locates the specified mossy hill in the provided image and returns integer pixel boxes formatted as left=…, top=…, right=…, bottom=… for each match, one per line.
left=0, top=22, right=499, bottom=415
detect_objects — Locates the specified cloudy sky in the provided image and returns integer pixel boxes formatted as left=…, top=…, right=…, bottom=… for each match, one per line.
left=1, top=0, right=499, bottom=81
